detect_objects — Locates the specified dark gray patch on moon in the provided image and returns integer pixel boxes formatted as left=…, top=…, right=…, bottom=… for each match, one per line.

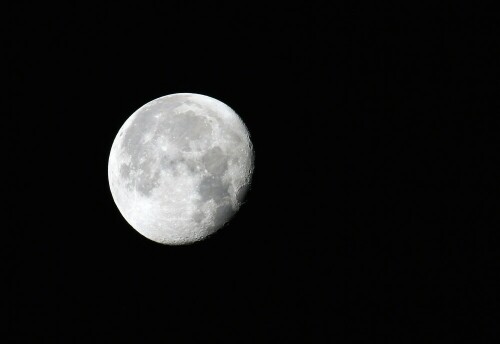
left=120, top=164, right=131, bottom=179
left=184, top=159, right=201, bottom=174
left=202, top=146, right=228, bottom=175
left=198, top=176, right=230, bottom=202
left=192, top=211, right=205, bottom=223
left=135, top=168, right=161, bottom=196
left=196, top=174, right=235, bottom=232
left=160, top=155, right=186, bottom=176
left=212, top=203, right=234, bottom=229
left=236, top=184, right=250, bottom=203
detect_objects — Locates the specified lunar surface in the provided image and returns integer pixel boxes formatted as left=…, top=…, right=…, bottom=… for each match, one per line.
left=108, top=93, right=254, bottom=245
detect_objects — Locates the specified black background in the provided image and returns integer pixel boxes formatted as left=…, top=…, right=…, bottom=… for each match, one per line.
left=7, top=2, right=500, bottom=342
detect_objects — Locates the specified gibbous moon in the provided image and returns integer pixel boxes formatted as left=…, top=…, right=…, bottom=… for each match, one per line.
left=108, top=93, right=254, bottom=245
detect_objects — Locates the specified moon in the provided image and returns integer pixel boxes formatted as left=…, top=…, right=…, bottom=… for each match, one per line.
left=108, top=93, right=254, bottom=245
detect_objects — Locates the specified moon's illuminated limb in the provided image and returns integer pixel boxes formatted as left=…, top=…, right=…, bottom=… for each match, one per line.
left=108, top=93, right=254, bottom=245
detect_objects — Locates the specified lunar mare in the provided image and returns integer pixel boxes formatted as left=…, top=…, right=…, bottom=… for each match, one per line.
left=108, top=93, right=254, bottom=245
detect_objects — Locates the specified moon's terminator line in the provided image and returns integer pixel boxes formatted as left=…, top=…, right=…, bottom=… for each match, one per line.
left=108, top=93, right=254, bottom=245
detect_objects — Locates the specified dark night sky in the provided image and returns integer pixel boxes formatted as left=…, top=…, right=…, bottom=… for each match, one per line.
left=7, top=2, right=500, bottom=342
